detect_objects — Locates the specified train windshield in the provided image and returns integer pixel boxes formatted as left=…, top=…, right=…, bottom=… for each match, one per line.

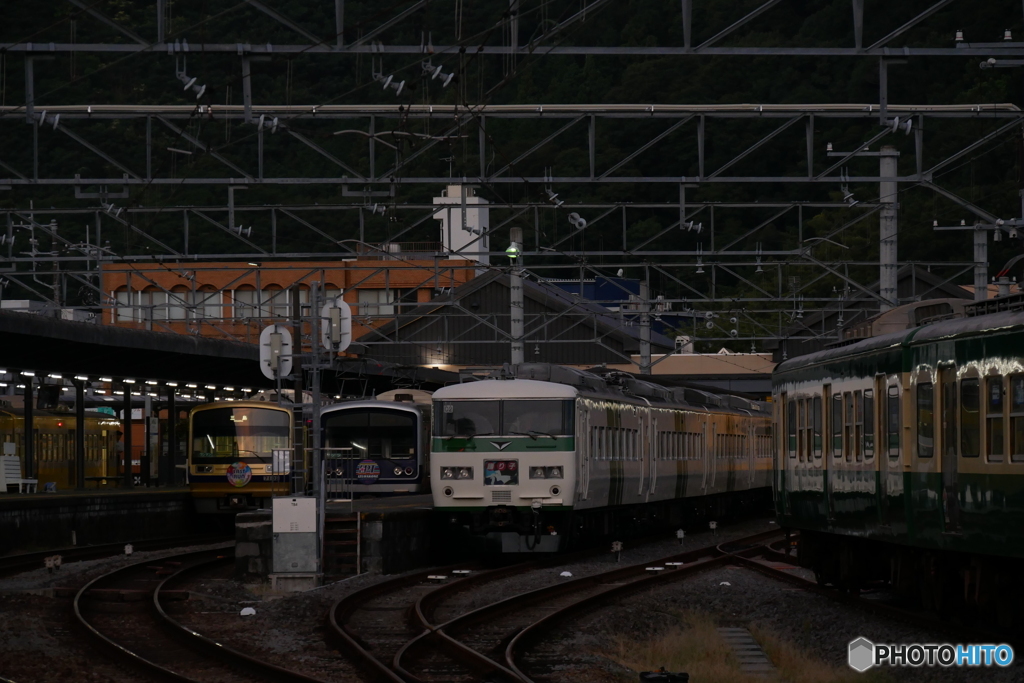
left=191, top=407, right=291, bottom=463
left=323, top=409, right=417, bottom=459
left=435, top=400, right=574, bottom=437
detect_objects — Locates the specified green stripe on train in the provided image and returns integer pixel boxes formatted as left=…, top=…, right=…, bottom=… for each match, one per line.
left=433, top=437, right=574, bottom=452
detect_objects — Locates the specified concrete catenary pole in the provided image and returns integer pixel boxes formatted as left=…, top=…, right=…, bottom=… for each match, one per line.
left=639, top=280, right=651, bottom=375
left=879, top=145, right=899, bottom=311
left=509, top=227, right=525, bottom=365
left=974, top=228, right=988, bottom=301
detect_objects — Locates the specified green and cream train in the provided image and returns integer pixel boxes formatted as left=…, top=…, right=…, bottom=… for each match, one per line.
left=431, top=364, right=772, bottom=552
left=774, top=297, right=1024, bottom=620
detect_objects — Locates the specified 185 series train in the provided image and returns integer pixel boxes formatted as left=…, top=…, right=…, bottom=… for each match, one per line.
left=774, top=295, right=1024, bottom=623
left=431, top=363, right=772, bottom=552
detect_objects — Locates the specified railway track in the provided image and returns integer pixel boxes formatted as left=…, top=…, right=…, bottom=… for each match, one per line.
left=73, top=545, right=327, bottom=683
left=329, top=528, right=784, bottom=683
left=0, top=534, right=232, bottom=577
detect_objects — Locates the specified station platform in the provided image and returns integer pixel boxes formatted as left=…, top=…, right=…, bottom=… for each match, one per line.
left=0, top=487, right=196, bottom=554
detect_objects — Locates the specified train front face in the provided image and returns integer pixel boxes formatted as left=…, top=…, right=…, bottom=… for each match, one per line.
left=188, top=402, right=293, bottom=513
left=431, top=380, right=577, bottom=552
left=321, top=401, right=428, bottom=494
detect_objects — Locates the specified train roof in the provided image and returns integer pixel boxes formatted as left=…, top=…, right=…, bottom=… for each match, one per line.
left=434, top=379, right=579, bottom=400
left=434, top=364, right=768, bottom=414
left=775, top=307, right=1024, bottom=376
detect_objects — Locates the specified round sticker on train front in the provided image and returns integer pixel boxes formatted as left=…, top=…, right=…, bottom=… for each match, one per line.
left=226, top=462, right=252, bottom=487
left=356, top=460, right=380, bottom=483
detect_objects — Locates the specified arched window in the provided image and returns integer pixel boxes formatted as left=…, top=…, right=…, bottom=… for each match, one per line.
left=140, top=288, right=168, bottom=322
left=114, top=288, right=134, bottom=322
left=262, top=286, right=288, bottom=319
left=167, top=286, right=188, bottom=320
left=193, top=286, right=222, bottom=320
left=233, top=286, right=257, bottom=319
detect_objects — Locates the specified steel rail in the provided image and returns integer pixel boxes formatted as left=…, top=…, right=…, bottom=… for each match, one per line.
left=0, top=534, right=231, bottom=577
left=152, top=556, right=329, bottom=683
left=326, top=563, right=476, bottom=683
left=71, top=547, right=233, bottom=683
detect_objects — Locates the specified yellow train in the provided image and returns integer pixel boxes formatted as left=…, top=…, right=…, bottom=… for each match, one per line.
left=0, top=402, right=123, bottom=489
left=187, top=400, right=300, bottom=513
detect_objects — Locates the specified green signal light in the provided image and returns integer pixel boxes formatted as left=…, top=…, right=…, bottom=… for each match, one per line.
left=506, top=242, right=521, bottom=259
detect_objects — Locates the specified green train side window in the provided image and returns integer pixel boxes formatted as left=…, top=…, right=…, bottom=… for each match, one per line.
left=1011, top=375, right=1024, bottom=463
left=961, top=379, right=981, bottom=458
left=986, top=376, right=1005, bottom=462
left=887, top=385, right=900, bottom=457
left=917, top=383, right=934, bottom=458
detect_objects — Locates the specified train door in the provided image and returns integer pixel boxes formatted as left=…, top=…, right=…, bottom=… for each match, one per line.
left=875, top=375, right=890, bottom=526
left=577, top=403, right=590, bottom=502
left=747, top=421, right=755, bottom=489
left=646, top=410, right=657, bottom=500
left=940, top=365, right=960, bottom=532
left=701, top=418, right=710, bottom=493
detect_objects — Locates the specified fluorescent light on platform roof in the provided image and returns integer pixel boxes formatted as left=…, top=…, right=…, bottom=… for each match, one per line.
left=99, top=377, right=113, bottom=382
left=21, top=371, right=34, bottom=377
left=0, top=383, right=6, bottom=387
left=146, top=380, right=158, bottom=385
left=224, top=386, right=234, bottom=391
left=75, top=375, right=88, bottom=381
left=186, top=384, right=197, bottom=389
left=123, top=378, right=136, bottom=384
left=48, top=373, right=62, bottom=379
left=148, top=393, right=158, bottom=397
left=241, top=388, right=251, bottom=392
left=16, top=384, right=25, bottom=389
left=95, top=390, right=106, bottom=394
left=167, top=382, right=178, bottom=387
left=205, top=385, right=216, bottom=390
left=113, top=390, right=123, bottom=395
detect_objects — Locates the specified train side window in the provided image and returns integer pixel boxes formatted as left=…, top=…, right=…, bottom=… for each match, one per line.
left=797, top=399, right=806, bottom=462
left=986, top=376, right=1005, bottom=462
left=787, top=399, right=796, bottom=458
left=863, top=389, right=875, bottom=459
left=917, top=383, right=934, bottom=458
left=853, top=390, right=863, bottom=462
left=844, top=392, right=854, bottom=461
left=832, top=394, right=842, bottom=458
left=887, top=386, right=900, bottom=457
left=812, top=396, right=822, bottom=458
left=1010, top=375, right=1024, bottom=463
left=961, top=378, right=981, bottom=457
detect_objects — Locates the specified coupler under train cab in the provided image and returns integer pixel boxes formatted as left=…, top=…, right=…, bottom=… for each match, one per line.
left=444, top=502, right=568, bottom=553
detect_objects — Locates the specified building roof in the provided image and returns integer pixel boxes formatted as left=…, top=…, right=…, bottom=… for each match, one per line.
left=355, top=270, right=675, bottom=367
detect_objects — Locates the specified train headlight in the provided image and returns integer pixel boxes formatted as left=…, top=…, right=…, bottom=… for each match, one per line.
left=394, top=467, right=403, bottom=476
left=456, top=467, right=473, bottom=480
left=441, top=467, right=455, bottom=479
left=530, top=466, right=563, bottom=479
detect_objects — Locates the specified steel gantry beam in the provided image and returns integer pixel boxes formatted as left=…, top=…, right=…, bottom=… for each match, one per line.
left=3, top=1, right=1024, bottom=354
left=1, top=104, right=1020, bottom=187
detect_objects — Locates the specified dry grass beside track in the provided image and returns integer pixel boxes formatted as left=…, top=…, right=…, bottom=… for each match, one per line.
left=604, top=611, right=895, bottom=683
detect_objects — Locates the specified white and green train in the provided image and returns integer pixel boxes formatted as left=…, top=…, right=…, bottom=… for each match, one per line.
left=431, top=364, right=773, bottom=552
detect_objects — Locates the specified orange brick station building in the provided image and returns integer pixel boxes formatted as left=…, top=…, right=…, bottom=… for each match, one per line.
left=100, top=257, right=477, bottom=346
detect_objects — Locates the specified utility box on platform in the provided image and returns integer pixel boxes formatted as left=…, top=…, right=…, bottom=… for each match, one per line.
left=272, top=497, right=318, bottom=574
